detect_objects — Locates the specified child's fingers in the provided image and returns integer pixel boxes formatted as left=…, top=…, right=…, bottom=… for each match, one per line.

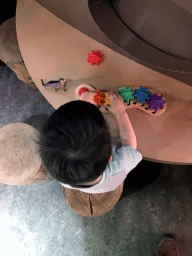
left=80, top=91, right=98, bottom=106
left=108, top=91, right=122, bottom=100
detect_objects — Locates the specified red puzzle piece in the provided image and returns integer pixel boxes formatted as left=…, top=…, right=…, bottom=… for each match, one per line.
left=87, top=50, right=103, bottom=65
left=79, top=87, right=89, bottom=96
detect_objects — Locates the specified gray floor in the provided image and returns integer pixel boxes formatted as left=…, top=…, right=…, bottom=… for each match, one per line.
left=1, top=64, right=192, bottom=256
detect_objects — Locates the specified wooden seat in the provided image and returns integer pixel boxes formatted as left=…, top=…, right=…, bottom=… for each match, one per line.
left=62, top=182, right=124, bottom=217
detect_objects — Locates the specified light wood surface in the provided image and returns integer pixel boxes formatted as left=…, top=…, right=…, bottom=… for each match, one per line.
left=17, top=165, right=53, bottom=185
left=16, top=0, right=192, bottom=164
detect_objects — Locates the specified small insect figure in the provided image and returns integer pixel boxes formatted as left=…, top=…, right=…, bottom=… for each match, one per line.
left=41, top=78, right=67, bottom=92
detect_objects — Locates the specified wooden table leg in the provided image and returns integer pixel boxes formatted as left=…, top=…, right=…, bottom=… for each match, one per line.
left=0, top=17, right=38, bottom=89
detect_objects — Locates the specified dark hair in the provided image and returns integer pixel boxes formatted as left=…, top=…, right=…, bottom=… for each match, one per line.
left=34, top=100, right=112, bottom=187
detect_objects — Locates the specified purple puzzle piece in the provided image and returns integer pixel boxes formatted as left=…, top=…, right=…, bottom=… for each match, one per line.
left=146, top=93, right=166, bottom=112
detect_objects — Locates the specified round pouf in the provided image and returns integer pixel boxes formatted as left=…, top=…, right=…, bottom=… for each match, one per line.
left=62, top=182, right=124, bottom=217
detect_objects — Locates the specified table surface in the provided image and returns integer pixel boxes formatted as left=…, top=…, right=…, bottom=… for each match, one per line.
left=16, top=0, right=192, bottom=164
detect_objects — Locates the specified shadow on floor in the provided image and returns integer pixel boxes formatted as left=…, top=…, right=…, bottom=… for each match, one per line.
left=23, top=114, right=50, bottom=132
left=120, top=160, right=192, bottom=201
left=120, top=160, right=165, bottom=200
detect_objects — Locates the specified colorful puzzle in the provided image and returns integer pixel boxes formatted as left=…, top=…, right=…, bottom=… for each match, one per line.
left=93, top=85, right=166, bottom=115
left=118, top=86, right=166, bottom=112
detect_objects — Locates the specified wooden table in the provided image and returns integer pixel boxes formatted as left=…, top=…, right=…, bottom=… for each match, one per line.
left=16, top=0, right=192, bottom=164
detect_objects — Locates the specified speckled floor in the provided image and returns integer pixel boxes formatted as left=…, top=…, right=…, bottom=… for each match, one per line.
left=1, top=64, right=192, bottom=256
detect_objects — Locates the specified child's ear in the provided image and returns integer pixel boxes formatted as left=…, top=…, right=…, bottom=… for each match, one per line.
left=109, top=155, right=112, bottom=162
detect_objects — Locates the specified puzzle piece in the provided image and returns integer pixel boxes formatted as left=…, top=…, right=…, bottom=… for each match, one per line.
left=138, top=86, right=151, bottom=96
left=146, top=94, right=166, bottom=112
left=94, top=89, right=105, bottom=105
left=118, top=86, right=135, bottom=104
left=133, top=86, right=151, bottom=104
left=87, top=50, right=103, bottom=65
left=133, top=90, right=150, bottom=104
left=79, top=87, right=89, bottom=96
left=104, top=93, right=111, bottom=106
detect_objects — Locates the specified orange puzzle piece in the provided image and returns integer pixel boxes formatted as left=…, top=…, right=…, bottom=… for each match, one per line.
left=94, top=89, right=105, bottom=106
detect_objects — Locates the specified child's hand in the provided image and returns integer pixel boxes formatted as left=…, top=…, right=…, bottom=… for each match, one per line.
left=105, top=91, right=125, bottom=115
left=80, top=91, right=98, bottom=107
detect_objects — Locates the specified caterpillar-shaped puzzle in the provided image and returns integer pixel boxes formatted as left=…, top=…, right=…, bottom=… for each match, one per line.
left=76, top=84, right=167, bottom=116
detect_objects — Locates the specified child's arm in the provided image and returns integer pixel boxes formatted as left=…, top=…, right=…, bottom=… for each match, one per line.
left=115, top=110, right=137, bottom=150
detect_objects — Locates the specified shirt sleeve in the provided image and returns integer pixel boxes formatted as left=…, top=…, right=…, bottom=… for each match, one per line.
left=107, top=145, right=142, bottom=176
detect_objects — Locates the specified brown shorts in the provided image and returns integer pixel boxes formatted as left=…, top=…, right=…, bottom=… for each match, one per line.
left=62, top=182, right=124, bottom=217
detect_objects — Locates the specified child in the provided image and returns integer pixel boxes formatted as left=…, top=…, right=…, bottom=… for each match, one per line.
left=34, top=88, right=142, bottom=194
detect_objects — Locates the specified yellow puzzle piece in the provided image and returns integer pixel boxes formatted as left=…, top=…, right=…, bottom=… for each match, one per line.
left=104, top=93, right=111, bottom=106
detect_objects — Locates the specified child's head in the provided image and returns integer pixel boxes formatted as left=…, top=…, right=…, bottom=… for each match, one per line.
left=34, top=100, right=112, bottom=187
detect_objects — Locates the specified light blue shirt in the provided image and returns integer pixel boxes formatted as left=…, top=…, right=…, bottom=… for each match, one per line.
left=58, top=145, right=142, bottom=194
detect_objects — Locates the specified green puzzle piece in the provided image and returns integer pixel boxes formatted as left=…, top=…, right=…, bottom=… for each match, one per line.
left=118, top=86, right=135, bottom=104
